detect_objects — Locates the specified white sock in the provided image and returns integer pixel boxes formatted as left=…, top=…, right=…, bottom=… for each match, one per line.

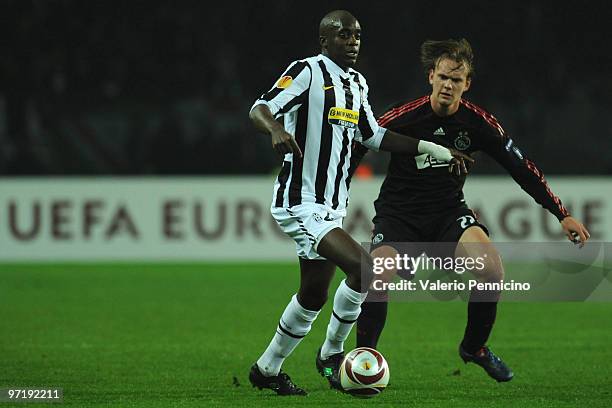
left=321, top=279, right=367, bottom=359
left=256, top=294, right=320, bottom=376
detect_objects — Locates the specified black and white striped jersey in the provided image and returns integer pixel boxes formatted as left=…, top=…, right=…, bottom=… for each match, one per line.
left=251, top=54, right=387, bottom=215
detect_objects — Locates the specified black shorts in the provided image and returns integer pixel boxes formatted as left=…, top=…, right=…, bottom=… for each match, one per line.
left=369, top=206, right=489, bottom=279
left=370, top=205, right=489, bottom=248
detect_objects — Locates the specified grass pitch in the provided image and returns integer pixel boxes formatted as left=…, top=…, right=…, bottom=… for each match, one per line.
left=1, top=263, right=611, bottom=407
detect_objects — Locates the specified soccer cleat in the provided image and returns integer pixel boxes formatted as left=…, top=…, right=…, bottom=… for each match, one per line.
left=248, top=363, right=307, bottom=396
left=315, top=347, right=344, bottom=391
left=459, top=344, right=514, bottom=382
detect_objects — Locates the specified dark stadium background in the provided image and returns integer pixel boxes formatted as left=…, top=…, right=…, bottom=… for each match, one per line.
left=1, top=1, right=611, bottom=407
left=2, top=0, right=611, bottom=176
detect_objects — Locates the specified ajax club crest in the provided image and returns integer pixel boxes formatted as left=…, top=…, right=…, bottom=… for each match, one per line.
left=454, top=131, right=471, bottom=150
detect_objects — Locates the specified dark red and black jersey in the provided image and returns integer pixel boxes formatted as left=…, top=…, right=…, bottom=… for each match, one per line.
left=360, top=95, right=569, bottom=222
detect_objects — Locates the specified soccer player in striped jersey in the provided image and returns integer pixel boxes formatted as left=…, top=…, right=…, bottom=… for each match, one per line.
left=354, top=38, right=591, bottom=382
left=247, top=12, right=472, bottom=395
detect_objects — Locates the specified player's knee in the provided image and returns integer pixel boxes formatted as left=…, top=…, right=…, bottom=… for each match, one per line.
left=297, top=289, right=327, bottom=311
left=481, top=265, right=504, bottom=283
left=475, top=253, right=504, bottom=283
left=371, top=245, right=399, bottom=283
left=362, top=252, right=374, bottom=278
left=343, top=251, right=373, bottom=291
left=344, top=250, right=372, bottom=278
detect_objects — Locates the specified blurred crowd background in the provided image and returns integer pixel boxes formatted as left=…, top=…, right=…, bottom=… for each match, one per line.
left=2, top=0, right=611, bottom=176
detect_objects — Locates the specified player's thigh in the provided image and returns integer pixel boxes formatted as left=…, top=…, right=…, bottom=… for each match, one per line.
left=317, top=227, right=372, bottom=275
left=370, top=217, right=416, bottom=284
left=435, top=207, right=489, bottom=243
left=434, top=207, right=501, bottom=281
left=457, top=226, right=504, bottom=282
left=372, top=216, right=423, bottom=281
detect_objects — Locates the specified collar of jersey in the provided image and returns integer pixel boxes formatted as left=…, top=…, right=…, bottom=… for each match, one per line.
left=319, top=54, right=352, bottom=78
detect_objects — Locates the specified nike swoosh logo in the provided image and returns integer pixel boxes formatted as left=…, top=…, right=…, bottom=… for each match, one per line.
left=323, top=85, right=334, bottom=91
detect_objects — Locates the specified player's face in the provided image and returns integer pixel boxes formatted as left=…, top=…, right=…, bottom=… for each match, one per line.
left=429, top=58, right=471, bottom=110
left=321, top=20, right=361, bottom=68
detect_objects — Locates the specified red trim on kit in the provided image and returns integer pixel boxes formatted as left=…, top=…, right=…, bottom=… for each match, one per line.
left=378, top=96, right=429, bottom=127
left=525, top=159, right=569, bottom=217
left=460, top=99, right=506, bottom=136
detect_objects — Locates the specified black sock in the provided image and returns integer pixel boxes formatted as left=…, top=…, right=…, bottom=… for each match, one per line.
left=356, top=299, right=388, bottom=348
left=461, top=289, right=499, bottom=354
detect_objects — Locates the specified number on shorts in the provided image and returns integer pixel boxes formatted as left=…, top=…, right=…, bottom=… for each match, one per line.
left=457, top=215, right=476, bottom=229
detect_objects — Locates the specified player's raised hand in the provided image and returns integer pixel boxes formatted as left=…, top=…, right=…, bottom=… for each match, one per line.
left=560, top=216, right=590, bottom=248
left=448, top=149, right=474, bottom=176
left=271, top=128, right=303, bottom=158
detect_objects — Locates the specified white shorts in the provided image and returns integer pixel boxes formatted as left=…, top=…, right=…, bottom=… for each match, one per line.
left=271, top=204, right=344, bottom=260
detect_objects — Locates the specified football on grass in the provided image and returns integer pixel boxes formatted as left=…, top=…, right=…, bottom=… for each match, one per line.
left=339, top=347, right=390, bottom=398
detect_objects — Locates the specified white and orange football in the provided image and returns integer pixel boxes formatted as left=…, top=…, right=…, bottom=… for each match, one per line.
left=339, top=347, right=390, bottom=398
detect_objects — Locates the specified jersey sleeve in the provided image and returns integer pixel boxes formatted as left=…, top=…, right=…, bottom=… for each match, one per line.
left=251, top=60, right=311, bottom=118
left=354, top=75, right=386, bottom=151
left=477, top=115, right=570, bottom=221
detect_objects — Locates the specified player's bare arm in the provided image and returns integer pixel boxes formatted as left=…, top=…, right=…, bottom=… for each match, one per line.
left=249, top=104, right=303, bottom=158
